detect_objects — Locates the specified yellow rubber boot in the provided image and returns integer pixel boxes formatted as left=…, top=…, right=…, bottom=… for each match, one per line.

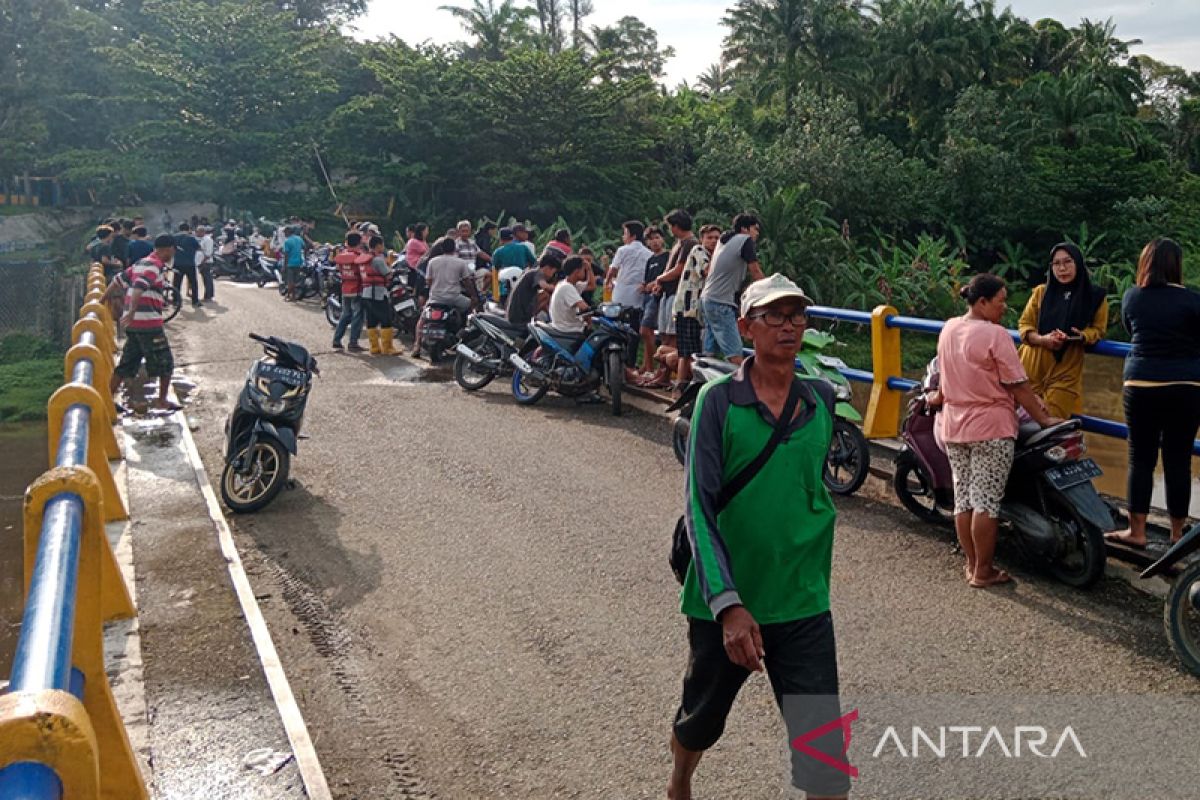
left=380, top=328, right=403, bottom=355
left=367, top=328, right=382, bottom=355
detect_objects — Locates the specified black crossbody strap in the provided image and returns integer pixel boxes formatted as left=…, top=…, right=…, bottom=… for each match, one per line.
left=716, top=379, right=804, bottom=511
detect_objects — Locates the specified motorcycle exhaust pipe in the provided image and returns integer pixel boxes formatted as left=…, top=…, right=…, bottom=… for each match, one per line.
left=455, top=343, right=485, bottom=364
left=508, top=352, right=546, bottom=382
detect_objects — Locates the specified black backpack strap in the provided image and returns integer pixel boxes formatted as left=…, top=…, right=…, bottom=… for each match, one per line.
left=716, top=379, right=803, bottom=511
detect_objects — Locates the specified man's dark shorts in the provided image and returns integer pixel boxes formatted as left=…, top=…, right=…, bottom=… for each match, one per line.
left=673, top=611, right=850, bottom=796
left=675, top=315, right=702, bottom=359
left=116, top=329, right=174, bottom=379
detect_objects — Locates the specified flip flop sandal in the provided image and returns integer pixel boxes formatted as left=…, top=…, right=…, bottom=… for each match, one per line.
left=1103, top=532, right=1147, bottom=549
left=969, top=571, right=1014, bottom=589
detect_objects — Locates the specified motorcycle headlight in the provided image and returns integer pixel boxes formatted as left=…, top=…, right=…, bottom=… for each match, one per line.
left=835, top=384, right=852, bottom=402
left=259, top=398, right=288, bottom=415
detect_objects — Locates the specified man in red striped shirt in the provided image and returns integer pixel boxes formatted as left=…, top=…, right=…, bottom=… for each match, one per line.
left=110, top=234, right=180, bottom=412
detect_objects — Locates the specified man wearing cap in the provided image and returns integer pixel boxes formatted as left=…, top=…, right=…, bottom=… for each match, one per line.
left=512, top=224, right=536, bottom=259
left=492, top=227, right=537, bottom=272
left=668, top=274, right=847, bottom=800
left=111, top=235, right=181, bottom=412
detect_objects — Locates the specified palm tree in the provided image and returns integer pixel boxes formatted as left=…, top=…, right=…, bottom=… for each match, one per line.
left=695, top=61, right=734, bottom=97
left=440, top=0, right=536, bottom=61
left=722, top=0, right=871, bottom=113
left=1013, top=70, right=1134, bottom=149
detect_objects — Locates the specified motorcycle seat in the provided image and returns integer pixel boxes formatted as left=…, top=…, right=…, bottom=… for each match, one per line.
left=534, top=322, right=587, bottom=350
left=692, top=355, right=738, bottom=375
left=479, top=313, right=528, bottom=335
left=1018, top=419, right=1081, bottom=448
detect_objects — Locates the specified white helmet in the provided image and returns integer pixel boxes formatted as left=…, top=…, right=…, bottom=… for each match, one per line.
left=498, top=266, right=523, bottom=298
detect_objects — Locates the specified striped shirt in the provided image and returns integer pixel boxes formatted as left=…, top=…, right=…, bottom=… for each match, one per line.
left=126, top=254, right=168, bottom=331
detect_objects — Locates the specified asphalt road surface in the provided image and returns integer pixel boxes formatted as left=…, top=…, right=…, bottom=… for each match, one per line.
left=172, top=282, right=1197, bottom=799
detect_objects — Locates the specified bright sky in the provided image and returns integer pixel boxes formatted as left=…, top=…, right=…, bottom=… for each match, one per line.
left=347, top=0, right=1200, bottom=87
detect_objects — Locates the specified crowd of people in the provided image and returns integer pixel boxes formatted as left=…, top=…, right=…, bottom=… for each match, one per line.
left=933, top=238, right=1200, bottom=588
left=82, top=202, right=1200, bottom=799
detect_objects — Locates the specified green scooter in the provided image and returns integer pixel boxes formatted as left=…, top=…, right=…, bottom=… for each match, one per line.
left=668, top=329, right=870, bottom=496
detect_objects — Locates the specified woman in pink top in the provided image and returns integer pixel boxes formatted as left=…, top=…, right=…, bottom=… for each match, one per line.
left=937, top=274, right=1060, bottom=588
left=404, top=223, right=429, bottom=269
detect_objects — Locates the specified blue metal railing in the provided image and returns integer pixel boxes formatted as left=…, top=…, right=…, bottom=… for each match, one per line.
left=0, top=332, right=100, bottom=799
left=805, top=305, right=1200, bottom=457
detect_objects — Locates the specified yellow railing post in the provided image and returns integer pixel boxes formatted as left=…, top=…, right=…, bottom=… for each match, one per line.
left=22, top=467, right=147, bottom=798
left=864, top=304, right=902, bottom=439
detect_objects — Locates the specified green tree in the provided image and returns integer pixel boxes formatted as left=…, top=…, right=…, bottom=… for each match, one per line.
left=722, top=0, right=872, bottom=114
left=440, top=0, right=537, bottom=61
left=587, top=16, right=676, bottom=82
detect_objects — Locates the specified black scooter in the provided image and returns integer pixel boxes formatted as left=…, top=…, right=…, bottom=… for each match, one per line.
left=452, top=309, right=532, bottom=391
left=1141, top=523, right=1200, bottom=677
left=221, top=333, right=317, bottom=513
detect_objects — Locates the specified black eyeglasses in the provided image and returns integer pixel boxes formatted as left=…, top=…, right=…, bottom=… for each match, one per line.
left=748, top=310, right=808, bottom=327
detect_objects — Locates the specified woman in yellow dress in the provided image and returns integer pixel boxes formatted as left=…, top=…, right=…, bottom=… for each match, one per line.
left=1017, top=243, right=1109, bottom=418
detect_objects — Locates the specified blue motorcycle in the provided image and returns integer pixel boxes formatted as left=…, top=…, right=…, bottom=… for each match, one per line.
left=508, top=303, right=638, bottom=416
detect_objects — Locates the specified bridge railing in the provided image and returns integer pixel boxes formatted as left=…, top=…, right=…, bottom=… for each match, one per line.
left=0, top=263, right=148, bottom=799
left=805, top=304, right=1200, bottom=457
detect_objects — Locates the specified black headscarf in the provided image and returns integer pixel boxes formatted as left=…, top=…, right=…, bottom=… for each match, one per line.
left=1037, top=242, right=1107, bottom=361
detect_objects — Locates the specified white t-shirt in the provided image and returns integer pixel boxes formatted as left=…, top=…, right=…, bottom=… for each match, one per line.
left=427, top=254, right=474, bottom=304
left=610, top=240, right=651, bottom=309
left=549, top=281, right=586, bottom=333
left=198, top=234, right=214, bottom=264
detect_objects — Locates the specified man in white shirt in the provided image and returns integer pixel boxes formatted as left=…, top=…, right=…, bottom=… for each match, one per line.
left=605, top=220, right=651, bottom=365
left=197, top=225, right=216, bottom=303
left=549, top=256, right=591, bottom=334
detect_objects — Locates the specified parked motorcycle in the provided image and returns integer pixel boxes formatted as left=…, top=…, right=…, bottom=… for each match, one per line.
left=220, top=333, right=318, bottom=514
left=256, top=252, right=283, bottom=287
left=452, top=310, right=532, bottom=391
left=893, top=358, right=1112, bottom=588
left=668, top=329, right=871, bottom=496
left=1141, top=523, right=1200, bottom=677
left=213, top=242, right=258, bottom=282
left=509, top=303, right=637, bottom=416
left=419, top=302, right=469, bottom=363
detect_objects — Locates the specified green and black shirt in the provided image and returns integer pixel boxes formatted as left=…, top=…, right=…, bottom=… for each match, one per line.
left=681, top=357, right=837, bottom=624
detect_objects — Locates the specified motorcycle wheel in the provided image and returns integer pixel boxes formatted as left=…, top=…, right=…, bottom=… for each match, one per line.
left=325, top=297, right=342, bottom=327
left=162, top=285, right=183, bottom=323
left=1164, top=559, right=1200, bottom=678
left=511, top=351, right=549, bottom=406
left=277, top=279, right=288, bottom=297
left=454, top=336, right=498, bottom=391
left=672, top=413, right=691, bottom=467
left=1046, top=501, right=1106, bottom=589
left=606, top=350, right=623, bottom=416
left=824, top=419, right=870, bottom=496
left=892, top=450, right=946, bottom=523
left=220, top=439, right=290, bottom=514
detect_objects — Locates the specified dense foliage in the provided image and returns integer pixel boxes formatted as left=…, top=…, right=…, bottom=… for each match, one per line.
left=6, top=0, right=1200, bottom=324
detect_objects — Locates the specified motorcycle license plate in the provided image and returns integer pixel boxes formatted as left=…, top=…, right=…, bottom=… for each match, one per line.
left=258, top=364, right=306, bottom=385
left=1044, top=458, right=1102, bottom=491
left=394, top=298, right=416, bottom=312
left=816, top=354, right=848, bottom=370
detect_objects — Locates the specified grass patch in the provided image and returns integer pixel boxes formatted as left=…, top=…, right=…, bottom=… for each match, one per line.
left=0, top=359, right=61, bottom=422
left=0, top=334, right=63, bottom=423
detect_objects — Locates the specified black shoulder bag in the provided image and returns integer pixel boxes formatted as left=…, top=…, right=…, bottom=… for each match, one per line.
left=671, top=380, right=804, bottom=584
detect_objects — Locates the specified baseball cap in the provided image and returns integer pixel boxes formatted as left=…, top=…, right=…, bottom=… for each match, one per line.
left=739, top=273, right=813, bottom=318
left=499, top=227, right=514, bottom=240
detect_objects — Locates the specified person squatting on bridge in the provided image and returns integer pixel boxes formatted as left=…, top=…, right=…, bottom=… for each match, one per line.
left=669, top=274, right=848, bottom=800
left=936, top=274, right=1061, bottom=588
left=108, top=234, right=181, bottom=412
left=1107, top=238, right=1200, bottom=547
left=1017, top=243, right=1109, bottom=419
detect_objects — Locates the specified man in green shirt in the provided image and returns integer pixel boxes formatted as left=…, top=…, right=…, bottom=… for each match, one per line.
left=491, top=227, right=537, bottom=271
left=669, top=273, right=849, bottom=800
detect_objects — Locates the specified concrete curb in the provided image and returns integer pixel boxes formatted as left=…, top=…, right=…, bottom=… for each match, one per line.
left=173, top=413, right=334, bottom=800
